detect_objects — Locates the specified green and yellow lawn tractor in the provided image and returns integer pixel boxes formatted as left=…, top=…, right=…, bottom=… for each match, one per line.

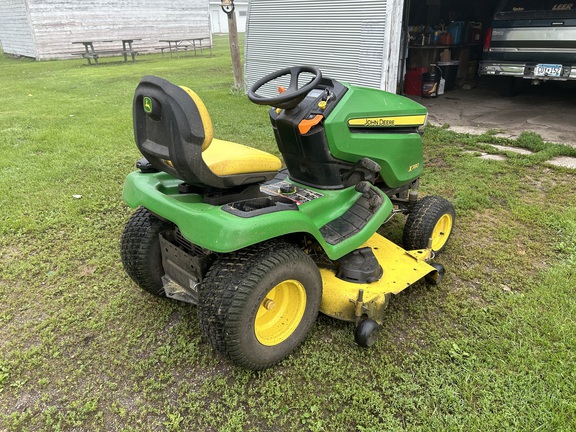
left=120, top=66, right=455, bottom=370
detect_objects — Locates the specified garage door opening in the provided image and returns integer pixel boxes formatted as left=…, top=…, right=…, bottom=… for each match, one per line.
left=403, top=0, right=501, bottom=96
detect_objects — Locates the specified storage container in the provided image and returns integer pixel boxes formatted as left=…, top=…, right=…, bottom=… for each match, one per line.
left=447, top=21, right=465, bottom=45
left=405, top=67, right=426, bottom=96
left=437, top=61, right=459, bottom=91
left=421, top=69, right=440, bottom=98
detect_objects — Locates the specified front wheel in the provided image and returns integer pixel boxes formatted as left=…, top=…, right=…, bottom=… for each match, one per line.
left=197, top=242, right=322, bottom=370
left=403, top=196, right=455, bottom=254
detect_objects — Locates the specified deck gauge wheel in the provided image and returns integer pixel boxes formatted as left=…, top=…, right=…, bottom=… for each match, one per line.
left=354, top=318, right=381, bottom=348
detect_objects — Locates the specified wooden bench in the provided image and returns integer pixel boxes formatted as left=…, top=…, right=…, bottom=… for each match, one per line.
left=73, top=49, right=138, bottom=65
left=157, top=45, right=190, bottom=58
left=71, top=40, right=140, bottom=65
left=158, top=36, right=212, bottom=59
left=191, top=38, right=212, bottom=57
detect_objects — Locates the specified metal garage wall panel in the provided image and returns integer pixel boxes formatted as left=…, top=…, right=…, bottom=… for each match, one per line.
left=359, top=20, right=387, bottom=86
left=245, top=0, right=400, bottom=92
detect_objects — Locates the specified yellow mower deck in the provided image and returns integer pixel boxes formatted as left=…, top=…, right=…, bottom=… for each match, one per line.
left=320, top=233, right=437, bottom=324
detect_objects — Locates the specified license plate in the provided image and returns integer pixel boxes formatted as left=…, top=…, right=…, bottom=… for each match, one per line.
left=534, top=64, right=562, bottom=77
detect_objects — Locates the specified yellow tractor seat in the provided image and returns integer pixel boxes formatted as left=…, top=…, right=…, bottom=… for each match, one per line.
left=133, top=75, right=281, bottom=189
left=203, top=138, right=281, bottom=177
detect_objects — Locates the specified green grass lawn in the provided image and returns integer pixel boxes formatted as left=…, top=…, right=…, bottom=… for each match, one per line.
left=1, top=36, right=575, bottom=431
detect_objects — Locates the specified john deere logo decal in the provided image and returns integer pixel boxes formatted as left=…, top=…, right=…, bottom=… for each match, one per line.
left=143, top=96, right=153, bottom=113
left=347, top=115, right=427, bottom=128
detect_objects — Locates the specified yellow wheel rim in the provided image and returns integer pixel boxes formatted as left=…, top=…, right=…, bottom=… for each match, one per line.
left=431, top=213, right=453, bottom=251
left=255, top=279, right=307, bottom=346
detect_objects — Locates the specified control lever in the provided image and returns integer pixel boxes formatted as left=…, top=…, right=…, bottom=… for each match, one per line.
left=355, top=181, right=372, bottom=194
left=343, top=158, right=382, bottom=182
left=358, top=158, right=381, bottom=173
left=323, top=88, right=334, bottom=104
left=355, top=181, right=383, bottom=210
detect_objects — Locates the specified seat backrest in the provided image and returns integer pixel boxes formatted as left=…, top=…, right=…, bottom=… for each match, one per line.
left=133, top=76, right=275, bottom=189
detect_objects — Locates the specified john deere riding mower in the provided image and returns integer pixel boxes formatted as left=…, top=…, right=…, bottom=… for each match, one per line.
left=120, top=66, right=455, bottom=370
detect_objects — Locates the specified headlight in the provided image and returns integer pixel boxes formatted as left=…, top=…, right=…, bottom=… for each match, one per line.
left=417, top=113, right=429, bottom=134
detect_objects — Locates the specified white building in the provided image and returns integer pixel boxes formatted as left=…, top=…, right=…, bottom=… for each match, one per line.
left=209, top=1, right=248, bottom=34
left=0, top=0, right=210, bottom=60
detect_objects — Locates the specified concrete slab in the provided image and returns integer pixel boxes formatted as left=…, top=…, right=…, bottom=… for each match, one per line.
left=546, top=157, right=576, bottom=169
left=478, top=154, right=507, bottom=161
left=413, top=78, right=576, bottom=148
left=487, top=145, right=534, bottom=155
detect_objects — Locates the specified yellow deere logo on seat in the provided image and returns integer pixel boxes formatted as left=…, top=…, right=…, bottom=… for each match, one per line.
left=143, top=96, right=153, bottom=113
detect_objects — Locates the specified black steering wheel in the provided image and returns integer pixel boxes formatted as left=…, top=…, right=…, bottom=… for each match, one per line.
left=248, top=66, right=322, bottom=110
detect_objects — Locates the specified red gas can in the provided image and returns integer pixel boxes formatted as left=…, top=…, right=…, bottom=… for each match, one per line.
left=405, top=67, right=426, bottom=96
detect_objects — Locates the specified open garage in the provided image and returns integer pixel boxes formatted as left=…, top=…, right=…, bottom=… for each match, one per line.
left=245, top=0, right=576, bottom=145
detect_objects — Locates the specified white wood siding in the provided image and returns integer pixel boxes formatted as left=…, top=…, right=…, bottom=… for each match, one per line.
left=245, top=0, right=405, bottom=92
left=382, top=0, right=405, bottom=92
left=209, top=1, right=248, bottom=34
left=0, top=0, right=211, bottom=60
left=0, top=0, right=36, bottom=57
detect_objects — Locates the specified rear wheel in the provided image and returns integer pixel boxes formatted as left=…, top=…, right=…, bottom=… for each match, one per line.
left=403, top=196, right=455, bottom=254
left=198, top=242, right=322, bottom=370
left=120, top=207, right=170, bottom=297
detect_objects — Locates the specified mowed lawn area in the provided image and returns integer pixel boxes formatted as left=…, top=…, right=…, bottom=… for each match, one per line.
left=1, top=36, right=575, bottom=431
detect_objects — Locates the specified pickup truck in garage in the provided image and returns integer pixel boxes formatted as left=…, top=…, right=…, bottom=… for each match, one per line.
left=480, top=0, right=576, bottom=95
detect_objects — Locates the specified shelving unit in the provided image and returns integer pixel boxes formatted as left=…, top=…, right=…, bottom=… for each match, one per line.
left=407, top=43, right=482, bottom=88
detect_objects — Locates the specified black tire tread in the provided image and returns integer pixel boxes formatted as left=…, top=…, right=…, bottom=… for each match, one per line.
left=198, top=241, right=321, bottom=370
left=120, top=207, right=170, bottom=296
left=403, top=195, right=455, bottom=254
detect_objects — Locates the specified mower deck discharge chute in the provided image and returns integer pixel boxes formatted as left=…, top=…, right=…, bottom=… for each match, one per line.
left=121, top=66, right=455, bottom=370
